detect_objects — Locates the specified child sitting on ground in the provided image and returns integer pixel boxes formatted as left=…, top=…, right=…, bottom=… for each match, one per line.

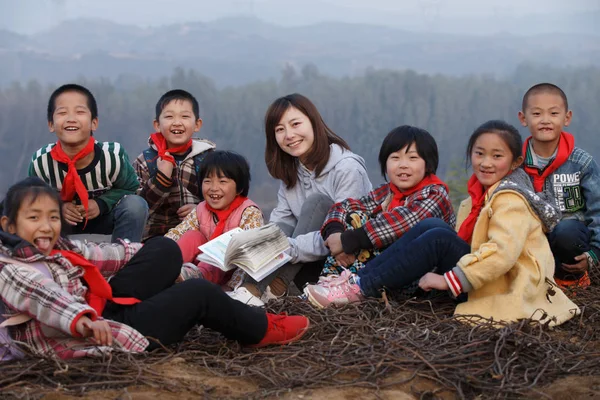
left=304, top=120, right=579, bottom=328
left=518, top=83, right=600, bottom=289
left=165, top=151, right=263, bottom=287
left=29, top=84, right=148, bottom=243
left=0, top=177, right=309, bottom=360
left=134, top=89, right=215, bottom=241
left=304, top=125, right=455, bottom=303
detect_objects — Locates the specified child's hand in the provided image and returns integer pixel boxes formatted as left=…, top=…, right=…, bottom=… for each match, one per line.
left=177, top=204, right=196, bottom=219
left=419, top=272, right=449, bottom=292
left=325, top=233, right=343, bottom=256
left=78, top=200, right=100, bottom=220
left=63, top=202, right=83, bottom=225
left=75, top=316, right=113, bottom=346
left=335, top=252, right=356, bottom=268
left=157, top=154, right=174, bottom=177
left=562, top=253, right=589, bottom=273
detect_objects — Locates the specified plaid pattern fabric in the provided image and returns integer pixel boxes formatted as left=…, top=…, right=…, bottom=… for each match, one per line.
left=0, top=237, right=148, bottom=359
left=322, top=183, right=456, bottom=250
left=134, top=139, right=215, bottom=240
left=322, top=211, right=381, bottom=275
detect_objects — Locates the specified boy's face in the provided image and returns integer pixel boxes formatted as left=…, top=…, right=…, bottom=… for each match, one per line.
left=153, top=99, right=202, bottom=150
left=518, top=92, right=572, bottom=144
left=48, top=91, right=98, bottom=148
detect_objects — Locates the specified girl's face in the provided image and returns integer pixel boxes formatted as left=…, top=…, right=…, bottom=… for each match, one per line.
left=202, top=171, right=239, bottom=210
left=2, top=194, right=61, bottom=255
left=274, top=106, right=315, bottom=164
left=386, top=142, right=427, bottom=191
left=471, top=132, right=521, bottom=190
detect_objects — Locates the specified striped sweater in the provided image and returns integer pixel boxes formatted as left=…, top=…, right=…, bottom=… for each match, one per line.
left=28, top=141, right=140, bottom=215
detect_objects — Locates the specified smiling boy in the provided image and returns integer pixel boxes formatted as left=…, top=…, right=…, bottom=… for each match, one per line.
left=29, top=84, right=148, bottom=243
left=519, top=83, right=600, bottom=288
left=134, top=89, right=215, bottom=240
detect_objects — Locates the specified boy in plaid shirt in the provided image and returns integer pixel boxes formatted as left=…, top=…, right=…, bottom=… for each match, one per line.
left=134, top=90, right=215, bottom=240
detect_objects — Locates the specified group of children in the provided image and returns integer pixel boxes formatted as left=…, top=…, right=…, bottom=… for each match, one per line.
left=0, top=81, right=597, bottom=360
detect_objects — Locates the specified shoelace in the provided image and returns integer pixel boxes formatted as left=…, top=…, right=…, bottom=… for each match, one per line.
left=268, top=313, right=288, bottom=333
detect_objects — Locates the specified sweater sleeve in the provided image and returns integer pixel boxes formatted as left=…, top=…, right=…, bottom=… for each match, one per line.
left=96, top=147, right=140, bottom=214
left=239, top=206, right=264, bottom=230
left=71, top=240, right=143, bottom=278
left=133, top=150, right=174, bottom=212
left=454, top=192, right=534, bottom=291
left=165, top=208, right=200, bottom=241
left=268, top=183, right=298, bottom=231
left=0, top=263, right=96, bottom=337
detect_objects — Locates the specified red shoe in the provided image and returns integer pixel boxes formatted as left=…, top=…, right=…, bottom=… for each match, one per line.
left=250, top=313, right=310, bottom=348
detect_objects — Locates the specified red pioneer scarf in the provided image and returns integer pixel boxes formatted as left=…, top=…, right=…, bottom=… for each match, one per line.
left=457, top=174, right=486, bottom=244
left=388, top=174, right=449, bottom=211
left=150, top=132, right=192, bottom=165
left=523, top=132, right=574, bottom=192
left=205, top=195, right=248, bottom=240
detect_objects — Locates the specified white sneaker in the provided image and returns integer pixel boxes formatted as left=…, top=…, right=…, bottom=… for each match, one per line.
left=227, top=287, right=265, bottom=307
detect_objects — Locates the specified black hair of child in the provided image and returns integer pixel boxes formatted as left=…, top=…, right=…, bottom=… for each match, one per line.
left=198, top=151, right=251, bottom=197
left=466, top=120, right=523, bottom=167
left=378, top=125, right=439, bottom=180
left=2, top=177, right=63, bottom=226
left=155, top=89, right=200, bottom=120
left=47, top=84, right=98, bottom=122
left=522, top=83, right=569, bottom=111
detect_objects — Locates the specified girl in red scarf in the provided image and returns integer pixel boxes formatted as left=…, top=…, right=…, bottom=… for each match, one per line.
left=305, top=121, right=578, bottom=330
left=166, top=151, right=264, bottom=287
left=0, top=177, right=309, bottom=360
left=304, top=125, right=455, bottom=306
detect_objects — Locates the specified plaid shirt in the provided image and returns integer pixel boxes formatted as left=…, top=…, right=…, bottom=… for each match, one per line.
left=0, top=235, right=148, bottom=359
left=322, top=183, right=456, bottom=249
left=134, top=138, right=216, bottom=240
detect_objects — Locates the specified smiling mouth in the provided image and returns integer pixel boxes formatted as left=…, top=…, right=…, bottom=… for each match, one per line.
left=288, top=140, right=302, bottom=148
left=208, top=194, right=223, bottom=200
left=64, top=127, right=79, bottom=131
left=170, top=129, right=185, bottom=135
left=34, top=237, right=53, bottom=252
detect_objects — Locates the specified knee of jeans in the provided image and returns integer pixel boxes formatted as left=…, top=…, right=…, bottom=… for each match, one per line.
left=414, top=218, right=451, bottom=231
left=300, top=193, right=334, bottom=216
left=550, top=219, right=590, bottom=249
left=116, top=195, right=149, bottom=220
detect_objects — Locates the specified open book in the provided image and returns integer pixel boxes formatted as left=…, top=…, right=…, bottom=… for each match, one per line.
left=196, top=223, right=291, bottom=281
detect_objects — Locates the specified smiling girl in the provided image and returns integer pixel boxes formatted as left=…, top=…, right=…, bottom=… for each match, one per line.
left=165, top=151, right=263, bottom=287
left=303, top=125, right=455, bottom=306
left=305, top=120, right=579, bottom=327
left=0, top=177, right=309, bottom=359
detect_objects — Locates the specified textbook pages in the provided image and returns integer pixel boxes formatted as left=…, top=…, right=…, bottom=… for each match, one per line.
left=197, top=223, right=291, bottom=281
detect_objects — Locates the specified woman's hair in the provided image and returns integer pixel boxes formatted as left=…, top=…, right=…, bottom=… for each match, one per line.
left=378, top=125, right=439, bottom=180
left=264, top=93, right=350, bottom=189
left=1, top=177, right=63, bottom=226
left=198, top=151, right=251, bottom=197
left=466, top=120, right=523, bottom=167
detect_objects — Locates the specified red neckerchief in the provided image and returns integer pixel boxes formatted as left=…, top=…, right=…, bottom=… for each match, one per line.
left=50, top=137, right=95, bottom=220
left=205, top=195, right=248, bottom=240
left=388, top=174, right=449, bottom=211
left=51, top=250, right=140, bottom=316
left=457, top=174, right=486, bottom=244
left=150, top=132, right=192, bottom=166
left=523, top=131, right=574, bottom=192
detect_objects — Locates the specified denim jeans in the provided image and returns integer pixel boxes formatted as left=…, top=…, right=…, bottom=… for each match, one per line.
left=548, top=219, right=591, bottom=280
left=69, top=194, right=148, bottom=243
left=358, top=218, right=471, bottom=297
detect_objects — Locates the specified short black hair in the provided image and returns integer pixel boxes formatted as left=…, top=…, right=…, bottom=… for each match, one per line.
left=1, top=177, right=63, bottom=227
left=155, top=89, right=200, bottom=120
left=522, top=83, right=569, bottom=111
left=466, top=120, right=523, bottom=167
left=199, top=151, right=251, bottom=197
left=47, top=84, right=98, bottom=122
left=378, top=125, right=439, bottom=180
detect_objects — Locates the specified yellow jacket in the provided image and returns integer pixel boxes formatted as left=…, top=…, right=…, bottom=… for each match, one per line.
left=453, top=171, right=579, bottom=326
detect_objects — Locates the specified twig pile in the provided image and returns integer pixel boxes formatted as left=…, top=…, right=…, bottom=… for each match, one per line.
left=1, top=274, right=599, bottom=399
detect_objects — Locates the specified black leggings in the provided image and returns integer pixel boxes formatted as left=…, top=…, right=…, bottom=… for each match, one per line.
left=103, top=237, right=268, bottom=349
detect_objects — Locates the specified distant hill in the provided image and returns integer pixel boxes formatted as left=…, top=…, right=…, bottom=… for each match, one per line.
left=0, top=17, right=599, bottom=87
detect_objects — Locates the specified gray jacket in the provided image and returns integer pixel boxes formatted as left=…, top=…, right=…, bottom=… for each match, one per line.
left=270, top=144, right=373, bottom=263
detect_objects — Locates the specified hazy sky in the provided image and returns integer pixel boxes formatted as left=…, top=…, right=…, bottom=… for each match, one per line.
left=1, top=0, right=599, bottom=35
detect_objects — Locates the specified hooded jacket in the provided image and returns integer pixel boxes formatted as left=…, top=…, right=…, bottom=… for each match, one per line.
left=270, top=144, right=373, bottom=263
left=451, top=168, right=579, bottom=326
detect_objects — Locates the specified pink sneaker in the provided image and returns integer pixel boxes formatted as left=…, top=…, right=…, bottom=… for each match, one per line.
left=303, top=270, right=364, bottom=309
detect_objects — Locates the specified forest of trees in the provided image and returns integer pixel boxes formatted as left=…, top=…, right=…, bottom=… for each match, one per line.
left=1, top=63, right=599, bottom=211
